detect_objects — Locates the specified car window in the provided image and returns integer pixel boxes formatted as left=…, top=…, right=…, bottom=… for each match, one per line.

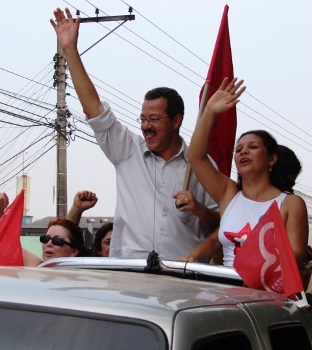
left=0, top=306, right=168, bottom=350
left=192, top=332, right=252, bottom=350
left=269, top=323, right=311, bottom=350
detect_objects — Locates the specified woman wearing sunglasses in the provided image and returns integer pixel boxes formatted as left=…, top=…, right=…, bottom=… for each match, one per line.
left=23, top=218, right=85, bottom=266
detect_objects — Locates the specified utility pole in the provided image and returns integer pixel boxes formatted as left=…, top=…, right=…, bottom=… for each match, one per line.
left=53, top=8, right=135, bottom=218
left=54, top=42, right=68, bottom=218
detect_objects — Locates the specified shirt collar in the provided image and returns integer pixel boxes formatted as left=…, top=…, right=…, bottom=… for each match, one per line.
left=143, top=136, right=188, bottom=162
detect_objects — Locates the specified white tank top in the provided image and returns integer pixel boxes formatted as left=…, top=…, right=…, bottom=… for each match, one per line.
left=218, top=191, right=287, bottom=267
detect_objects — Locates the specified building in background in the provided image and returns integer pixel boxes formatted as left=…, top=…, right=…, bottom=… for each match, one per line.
left=16, top=174, right=33, bottom=225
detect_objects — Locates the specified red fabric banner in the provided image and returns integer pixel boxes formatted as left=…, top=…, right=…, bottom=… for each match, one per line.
left=233, top=201, right=303, bottom=300
left=0, top=190, right=24, bottom=266
left=200, top=4, right=236, bottom=177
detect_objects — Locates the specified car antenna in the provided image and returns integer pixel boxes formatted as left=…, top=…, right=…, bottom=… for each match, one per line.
left=144, top=250, right=160, bottom=272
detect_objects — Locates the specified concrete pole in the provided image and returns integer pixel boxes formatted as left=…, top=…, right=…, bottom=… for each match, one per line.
left=55, top=41, right=67, bottom=218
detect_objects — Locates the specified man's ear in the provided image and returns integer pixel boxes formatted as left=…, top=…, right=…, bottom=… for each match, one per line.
left=173, top=114, right=183, bottom=129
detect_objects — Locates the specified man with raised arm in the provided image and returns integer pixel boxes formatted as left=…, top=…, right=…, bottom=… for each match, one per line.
left=50, top=8, right=219, bottom=259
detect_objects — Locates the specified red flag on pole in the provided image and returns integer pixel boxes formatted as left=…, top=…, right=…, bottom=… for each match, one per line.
left=0, top=190, right=24, bottom=266
left=233, top=201, right=304, bottom=301
left=200, top=5, right=236, bottom=177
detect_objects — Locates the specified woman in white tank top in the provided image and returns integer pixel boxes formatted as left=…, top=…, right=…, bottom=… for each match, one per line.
left=180, top=78, right=308, bottom=272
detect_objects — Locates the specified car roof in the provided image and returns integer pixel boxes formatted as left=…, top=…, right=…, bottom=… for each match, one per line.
left=2, top=261, right=304, bottom=349
left=37, top=257, right=289, bottom=306
left=0, top=262, right=288, bottom=324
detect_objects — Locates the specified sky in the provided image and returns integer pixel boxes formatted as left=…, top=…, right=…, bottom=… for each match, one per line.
left=0, top=0, right=312, bottom=223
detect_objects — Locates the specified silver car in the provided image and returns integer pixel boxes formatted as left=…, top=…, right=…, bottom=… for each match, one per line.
left=0, top=258, right=311, bottom=349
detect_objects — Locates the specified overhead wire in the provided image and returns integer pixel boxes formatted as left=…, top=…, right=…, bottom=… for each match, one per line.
left=60, top=1, right=312, bottom=199
left=0, top=132, right=55, bottom=169
left=0, top=67, right=55, bottom=96
left=63, top=0, right=201, bottom=87
left=66, top=1, right=312, bottom=154
left=0, top=89, right=55, bottom=110
left=87, top=73, right=194, bottom=136
left=0, top=67, right=54, bottom=160
left=85, top=0, right=206, bottom=80
left=73, top=3, right=311, bottom=171
left=237, top=108, right=312, bottom=153
left=120, top=0, right=209, bottom=66
left=0, top=64, right=59, bottom=185
left=0, top=126, right=56, bottom=174
left=0, top=140, right=56, bottom=187
left=122, top=0, right=312, bottom=145
left=239, top=102, right=312, bottom=149
left=67, top=1, right=311, bottom=153
left=244, top=91, right=312, bottom=142
left=0, top=104, right=54, bottom=127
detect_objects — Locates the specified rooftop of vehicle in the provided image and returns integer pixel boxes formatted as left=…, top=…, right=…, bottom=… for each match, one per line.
left=2, top=261, right=309, bottom=349
left=0, top=261, right=289, bottom=313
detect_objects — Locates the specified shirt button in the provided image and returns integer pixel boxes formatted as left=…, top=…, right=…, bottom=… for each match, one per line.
left=160, top=230, right=164, bottom=236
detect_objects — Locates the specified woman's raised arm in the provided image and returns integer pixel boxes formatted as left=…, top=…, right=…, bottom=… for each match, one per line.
left=187, top=78, right=245, bottom=209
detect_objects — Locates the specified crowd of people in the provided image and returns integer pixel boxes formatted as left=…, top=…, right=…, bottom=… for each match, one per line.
left=0, top=7, right=310, bottom=296
left=0, top=190, right=113, bottom=265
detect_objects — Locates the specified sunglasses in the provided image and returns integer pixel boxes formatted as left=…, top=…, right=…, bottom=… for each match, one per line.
left=40, top=234, right=75, bottom=248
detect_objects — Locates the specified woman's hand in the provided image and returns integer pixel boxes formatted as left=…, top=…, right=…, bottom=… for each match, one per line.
left=206, top=77, right=246, bottom=115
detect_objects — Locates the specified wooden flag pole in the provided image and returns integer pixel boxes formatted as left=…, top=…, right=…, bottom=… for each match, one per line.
left=182, top=82, right=210, bottom=191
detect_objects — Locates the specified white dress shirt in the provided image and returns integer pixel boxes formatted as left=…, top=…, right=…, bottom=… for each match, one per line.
left=88, top=102, right=218, bottom=260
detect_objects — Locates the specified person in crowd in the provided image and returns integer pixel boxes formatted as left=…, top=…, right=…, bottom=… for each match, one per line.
left=67, top=190, right=98, bottom=224
left=278, top=144, right=302, bottom=189
left=91, top=221, right=113, bottom=257
left=180, top=77, right=308, bottom=272
left=66, top=190, right=112, bottom=257
left=0, top=192, right=9, bottom=218
left=0, top=190, right=93, bottom=266
left=207, top=144, right=304, bottom=265
left=50, top=8, right=220, bottom=260
left=23, top=218, right=86, bottom=266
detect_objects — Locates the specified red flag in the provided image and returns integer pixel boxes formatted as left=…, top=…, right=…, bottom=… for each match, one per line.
left=0, top=190, right=24, bottom=266
left=200, top=5, right=236, bottom=177
left=233, top=201, right=303, bottom=300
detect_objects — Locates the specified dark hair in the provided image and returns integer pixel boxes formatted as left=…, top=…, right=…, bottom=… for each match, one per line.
left=44, top=218, right=85, bottom=256
left=91, top=221, right=113, bottom=257
left=278, top=144, right=302, bottom=178
left=144, top=87, right=184, bottom=120
left=236, top=130, right=292, bottom=192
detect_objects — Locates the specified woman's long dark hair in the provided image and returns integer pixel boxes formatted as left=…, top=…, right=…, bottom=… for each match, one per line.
left=236, top=130, right=293, bottom=193
left=278, top=144, right=301, bottom=186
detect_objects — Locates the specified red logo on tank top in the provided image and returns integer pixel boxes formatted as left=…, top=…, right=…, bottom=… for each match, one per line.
left=224, top=223, right=252, bottom=255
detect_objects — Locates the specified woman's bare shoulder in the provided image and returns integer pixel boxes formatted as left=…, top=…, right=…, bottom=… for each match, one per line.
left=283, top=192, right=306, bottom=205
left=282, top=193, right=307, bottom=214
